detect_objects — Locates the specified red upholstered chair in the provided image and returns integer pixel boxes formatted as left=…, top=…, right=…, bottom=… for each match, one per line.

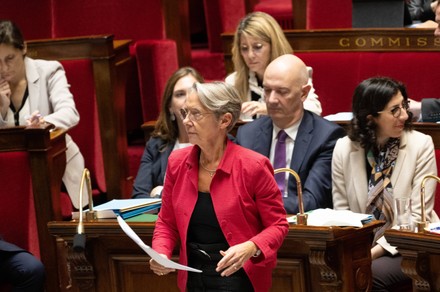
left=192, top=0, right=246, bottom=81
left=0, top=151, right=39, bottom=292
left=126, top=40, right=179, bottom=177
left=60, top=59, right=106, bottom=214
left=295, top=51, right=440, bottom=117
left=134, top=40, right=179, bottom=123
left=0, top=125, right=66, bottom=292
left=51, top=0, right=180, bottom=180
left=306, top=0, right=352, bottom=29
left=254, top=0, right=294, bottom=29
left=203, top=0, right=247, bottom=53
left=0, top=0, right=52, bottom=39
left=0, top=152, right=39, bottom=258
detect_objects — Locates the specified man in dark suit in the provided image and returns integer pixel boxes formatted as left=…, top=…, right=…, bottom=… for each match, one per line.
left=0, top=239, right=45, bottom=291
left=408, top=3, right=440, bottom=121
left=236, top=54, right=346, bottom=214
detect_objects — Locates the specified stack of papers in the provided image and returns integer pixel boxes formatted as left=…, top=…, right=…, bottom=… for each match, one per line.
left=72, top=198, right=161, bottom=220
left=426, top=222, right=440, bottom=234
left=288, top=208, right=373, bottom=227
left=323, top=112, right=353, bottom=121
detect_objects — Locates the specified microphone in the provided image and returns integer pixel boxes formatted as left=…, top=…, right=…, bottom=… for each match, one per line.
left=274, top=167, right=308, bottom=225
left=73, top=168, right=94, bottom=252
left=418, top=174, right=440, bottom=233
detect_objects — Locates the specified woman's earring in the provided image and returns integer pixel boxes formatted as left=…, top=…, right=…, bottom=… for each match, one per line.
left=170, top=112, right=176, bottom=121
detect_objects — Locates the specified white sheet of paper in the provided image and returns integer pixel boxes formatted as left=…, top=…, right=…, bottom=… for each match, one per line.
left=117, top=215, right=202, bottom=273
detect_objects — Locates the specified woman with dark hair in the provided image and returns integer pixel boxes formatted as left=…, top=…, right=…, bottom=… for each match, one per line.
left=0, top=20, right=86, bottom=208
left=131, top=67, right=204, bottom=198
left=332, top=76, right=439, bottom=290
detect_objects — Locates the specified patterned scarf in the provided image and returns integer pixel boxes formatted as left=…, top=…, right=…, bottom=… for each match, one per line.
left=366, top=138, right=400, bottom=243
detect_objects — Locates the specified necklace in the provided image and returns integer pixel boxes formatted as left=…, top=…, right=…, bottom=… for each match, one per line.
left=200, top=161, right=216, bottom=177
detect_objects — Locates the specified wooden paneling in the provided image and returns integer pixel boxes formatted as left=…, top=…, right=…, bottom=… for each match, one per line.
left=48, top=220, right=382, bottom=291
left=222, top=28, right=440, bottom=74
left=386, top=229, right=440, bottom=291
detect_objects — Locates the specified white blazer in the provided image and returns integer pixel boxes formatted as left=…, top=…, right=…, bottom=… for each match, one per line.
left=0, top=57, right=86, bottom=208
left=332, top=130, right=439, bottom=226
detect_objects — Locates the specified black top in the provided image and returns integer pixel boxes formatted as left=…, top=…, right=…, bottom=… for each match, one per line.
left=187, top=191, right=227, bottom=245
left=9, top=86, right=29, bottom=126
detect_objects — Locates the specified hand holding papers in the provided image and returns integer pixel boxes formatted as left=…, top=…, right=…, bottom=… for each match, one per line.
left=116, top=215, right=202, bottom=273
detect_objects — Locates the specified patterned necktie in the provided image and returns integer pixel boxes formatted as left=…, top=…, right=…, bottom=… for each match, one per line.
left=274, top=130, right=288, bottom=195
left=366, top=138, right=400, bottom=243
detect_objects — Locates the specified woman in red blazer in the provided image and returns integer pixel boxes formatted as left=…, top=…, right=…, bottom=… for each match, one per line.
left=150, top=81, right=289, bottom=292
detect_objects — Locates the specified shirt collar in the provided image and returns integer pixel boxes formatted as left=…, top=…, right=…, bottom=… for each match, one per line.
left=272, top=116, right=302, bottom=142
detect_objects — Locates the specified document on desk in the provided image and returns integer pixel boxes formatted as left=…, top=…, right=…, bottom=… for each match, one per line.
left=117, top=215, right=202, bottom=273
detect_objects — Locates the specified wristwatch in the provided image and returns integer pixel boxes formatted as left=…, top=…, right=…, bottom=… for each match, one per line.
left=253, top=249, right=261, bottom=257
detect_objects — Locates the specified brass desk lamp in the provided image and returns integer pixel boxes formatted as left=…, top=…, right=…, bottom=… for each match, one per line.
left=418, top=174, right=440, bottom=233
left=274, top=168, right=307, bottom=225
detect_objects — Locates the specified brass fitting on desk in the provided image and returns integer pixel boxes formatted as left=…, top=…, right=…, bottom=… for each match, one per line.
left=274, top=168, right=307, bottom=225
left=78, top=168, right=96, bottom=231
left=418, top=174, right=440, bottom=233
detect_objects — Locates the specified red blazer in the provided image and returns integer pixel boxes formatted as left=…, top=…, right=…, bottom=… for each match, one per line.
left=152, top=139, right=289, bottom=291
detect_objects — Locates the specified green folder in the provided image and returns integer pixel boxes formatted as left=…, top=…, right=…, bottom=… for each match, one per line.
left=125, top=213, right=158, bottom=222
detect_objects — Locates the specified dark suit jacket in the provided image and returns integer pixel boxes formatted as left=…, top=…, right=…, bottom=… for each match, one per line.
left=421, top=98, right=440, bottom=122
left=0, top=239, right=24, bottom=252
left=131, top=137, right=174, bottom=198
left=236, top=111, right=346, bottom=214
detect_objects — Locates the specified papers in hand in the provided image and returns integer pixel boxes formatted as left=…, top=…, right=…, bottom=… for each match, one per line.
left=288, top=208, right=373, bottom=227
left=116, top=215, right=202, bottom=273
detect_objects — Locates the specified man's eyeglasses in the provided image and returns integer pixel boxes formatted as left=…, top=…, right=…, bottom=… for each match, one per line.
left=377, top=102, right=410, bottom=118
left=179, top=108, right=212, bottom=122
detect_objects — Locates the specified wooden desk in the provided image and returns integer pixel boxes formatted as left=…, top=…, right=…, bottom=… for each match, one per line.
left=385, top=229, right=440, bottom=291
left=26, top=35, right=133, bottom=198
left=48, top=220, right=382, bottom=292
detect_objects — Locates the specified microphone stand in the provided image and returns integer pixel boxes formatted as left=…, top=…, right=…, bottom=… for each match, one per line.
left=418, top=174, right=440, bottom=233
left=73, top=168, right=95, bottom=251
left=274, top=167, right=307, bottom=225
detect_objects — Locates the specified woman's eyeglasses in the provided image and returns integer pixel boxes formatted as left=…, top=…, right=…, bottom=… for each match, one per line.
left=377, top=102, right=410, bottom=118
left=179, top=108, right=212, bottom=122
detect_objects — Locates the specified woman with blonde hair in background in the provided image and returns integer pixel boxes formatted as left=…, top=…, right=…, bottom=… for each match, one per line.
left=226, top=11, right=321, bottom=120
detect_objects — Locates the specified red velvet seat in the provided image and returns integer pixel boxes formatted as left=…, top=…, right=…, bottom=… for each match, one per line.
left=295, top=50, right=440, bottom=212
left=125, top=40, right=179, bottom=179
left=295, top=51, right=440, bottom=117
left=306, top=0, right=352, bottom=29
left=0, top=0, right=52, bottom=39
left=0, top=125, right=67, bottom=291
left=50, top=0, right=180, bottom=180
left=192, top=0, right=245, bottom=81
left=0, top=151, right=39, bottom=258
left=60, top=59, right=106, bottom=215
left=254, top=0, right=294, bottom=29
left=0, top=151, right=38, bottom=292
